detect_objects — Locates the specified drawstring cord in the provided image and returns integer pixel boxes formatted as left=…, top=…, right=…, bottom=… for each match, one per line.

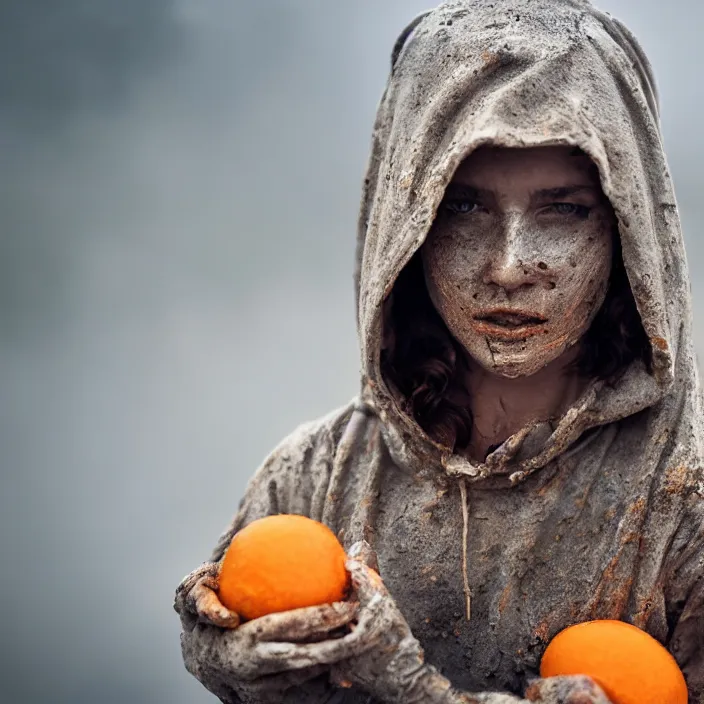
left=459, top=477, right=471, bottom=621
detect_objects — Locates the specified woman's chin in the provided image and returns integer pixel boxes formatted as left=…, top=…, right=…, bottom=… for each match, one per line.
left=467, top=339, right=568, bottom=379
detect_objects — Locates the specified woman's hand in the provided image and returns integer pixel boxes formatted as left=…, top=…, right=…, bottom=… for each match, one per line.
left=329, top=541, right=462, bottom=703
left=173, top=558, right=382, bottom=703
left=174, top=561, right=240, bottom=630
left=172, top=546, right=441, bottom=703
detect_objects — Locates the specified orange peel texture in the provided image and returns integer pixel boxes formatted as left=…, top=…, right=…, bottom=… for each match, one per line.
left=541, top=619, right=688, bottom=704
left=218, top=514, right=350, bottom=620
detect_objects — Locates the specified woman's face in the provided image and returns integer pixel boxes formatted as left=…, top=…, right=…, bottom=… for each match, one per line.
left=421, top=145, right=615, bottom=378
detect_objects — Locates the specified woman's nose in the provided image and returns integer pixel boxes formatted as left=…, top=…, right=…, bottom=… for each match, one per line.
left=482, top=222, right=540, bottom=294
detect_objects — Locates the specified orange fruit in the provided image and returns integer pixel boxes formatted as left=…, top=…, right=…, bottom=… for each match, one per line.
left=217, top=514, right=349, bottom=620
left=540, top=619, right=688, bottom=704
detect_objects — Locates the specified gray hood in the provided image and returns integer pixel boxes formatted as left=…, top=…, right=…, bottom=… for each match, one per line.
left=354, top=0, right=700, bottom=485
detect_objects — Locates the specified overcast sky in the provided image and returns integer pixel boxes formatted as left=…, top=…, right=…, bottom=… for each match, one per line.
left=1, top=2, right=703, bottom=702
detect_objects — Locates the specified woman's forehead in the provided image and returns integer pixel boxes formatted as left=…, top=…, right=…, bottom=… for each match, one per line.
left=451, top=145, right=600, bottom=191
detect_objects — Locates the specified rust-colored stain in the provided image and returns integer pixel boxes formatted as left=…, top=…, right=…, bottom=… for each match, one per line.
left=632, top=591, right=657, bottom=629
left=498, top=583, right=512, bottom=615
left=664, top=464, right=690, bottom=495
left=533, top=620, right=550, bottom=643
left=629, top=496, right=647, bottom=515
left=525, top=682, right=541, bottom=701
left=623, top=529, right=640, bottom=546
left=526, top=682, right=594, bottom=704
left=589, top=549, right=635, bottom=619
left=585, top=494, right=648, bottom=618
left=481, top=50, right=501, bottom=68
left=455, top=695, right=482, bottom=704
left=603, top=548, right=625, bottom=577
left=607, top=576, right=635, bottom=619
left=652, top=336, right=669, bottom=351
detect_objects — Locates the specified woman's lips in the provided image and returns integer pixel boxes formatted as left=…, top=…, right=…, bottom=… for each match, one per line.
left=472, top=309, right=548, bottom=340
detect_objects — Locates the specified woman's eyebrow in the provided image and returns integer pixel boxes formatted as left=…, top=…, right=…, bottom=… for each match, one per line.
left=534, top=185, right=597, bottom=199
left=444, top=183, right=484, bottom=199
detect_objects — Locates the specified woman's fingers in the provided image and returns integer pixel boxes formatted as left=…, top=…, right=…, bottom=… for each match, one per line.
left=173, top=562, right=240, bottom=628
left=249, top=623, right=383, bottom=675
left=174, top=562, right=218, bottom=614
left=191, top=577, right=241, bottom=629
left=189, top=611, right=383, bottom=681
left=174, top=563, right=229, bottom=631
left=238, top=602, right=359, bottom=643
left=347, top=540, right=380, bottom=572
left=346, top=558, right=389, bottom=603
left=525, top=675, right=611, bottom=703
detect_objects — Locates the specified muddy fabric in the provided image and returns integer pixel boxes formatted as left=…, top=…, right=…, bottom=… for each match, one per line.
left=187, top=0, right=704, bottom=701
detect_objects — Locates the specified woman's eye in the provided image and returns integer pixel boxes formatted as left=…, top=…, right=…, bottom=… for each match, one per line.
left=548, top=203, right=591, bottom=219
left=443, top=199, right=481, bottom=215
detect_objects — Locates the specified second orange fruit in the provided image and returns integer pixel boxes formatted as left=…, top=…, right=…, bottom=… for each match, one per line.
left=541, top=619, right=688, bottom=704
left=218, top=514, right=350, bottom=620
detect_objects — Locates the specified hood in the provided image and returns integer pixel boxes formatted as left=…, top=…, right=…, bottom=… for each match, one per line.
left=354, top=0, right=697, bottom=484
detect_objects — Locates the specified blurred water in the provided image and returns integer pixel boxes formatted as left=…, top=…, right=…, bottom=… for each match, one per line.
left=1, top=1, right=702, bottom=702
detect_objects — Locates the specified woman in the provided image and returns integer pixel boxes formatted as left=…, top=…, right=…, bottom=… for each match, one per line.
left=174, top=1, right=704, bottom=702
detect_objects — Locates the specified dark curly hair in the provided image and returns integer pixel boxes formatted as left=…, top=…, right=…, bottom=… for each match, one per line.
left=380, top=237, right=652, bottom=451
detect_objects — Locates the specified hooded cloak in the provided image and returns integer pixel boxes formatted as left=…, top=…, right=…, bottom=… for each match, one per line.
left=201, top=0, right=704, bottom=700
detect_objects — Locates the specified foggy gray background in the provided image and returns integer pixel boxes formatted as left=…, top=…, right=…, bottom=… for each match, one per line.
left=1, top=1, right=702, bottom=702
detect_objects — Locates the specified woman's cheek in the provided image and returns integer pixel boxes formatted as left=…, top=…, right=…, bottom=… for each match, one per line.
left=429, top=228, right=477, bottom=276
left=448, top=228, right=489, bottom=264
